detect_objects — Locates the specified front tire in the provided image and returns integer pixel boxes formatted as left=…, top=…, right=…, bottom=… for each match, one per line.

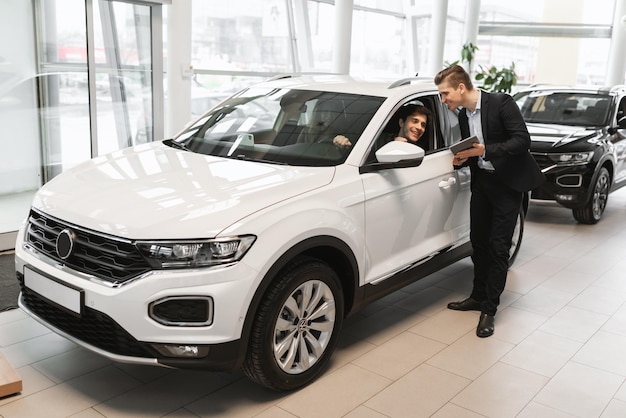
left=573, top=167, right=610, bottom=224
left=243, top=257, right=344, bottom=391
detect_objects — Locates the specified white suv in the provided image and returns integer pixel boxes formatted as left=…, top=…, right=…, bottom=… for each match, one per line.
left=15, top=74, right=524, bottom=391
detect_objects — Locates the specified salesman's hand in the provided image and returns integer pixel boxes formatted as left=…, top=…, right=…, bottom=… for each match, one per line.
left=452, top=143, right=485, bottom=166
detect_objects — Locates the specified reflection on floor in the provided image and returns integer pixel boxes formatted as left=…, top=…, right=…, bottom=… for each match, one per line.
left=2, top=188, right=626, bottom=417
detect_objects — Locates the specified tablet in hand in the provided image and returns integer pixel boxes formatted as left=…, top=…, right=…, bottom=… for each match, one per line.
left=450, top=135, right=479, bottom=154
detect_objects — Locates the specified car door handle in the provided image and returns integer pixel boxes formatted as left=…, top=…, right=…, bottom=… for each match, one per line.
left=438, top=177, right=457, bottom=189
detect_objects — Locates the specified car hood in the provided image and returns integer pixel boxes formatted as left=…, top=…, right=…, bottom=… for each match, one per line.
left=527, top=123, right=601, bottom=152
left=33, top=142, right=335, bottom=239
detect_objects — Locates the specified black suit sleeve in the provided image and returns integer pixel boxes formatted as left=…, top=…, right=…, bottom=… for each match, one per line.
left=484, top=93, right=531, bottom=163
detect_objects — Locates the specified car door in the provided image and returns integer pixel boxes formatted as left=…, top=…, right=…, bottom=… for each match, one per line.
left=360, top=94, right=471, bottom=285
left=611, top=95, right=626, bottom=186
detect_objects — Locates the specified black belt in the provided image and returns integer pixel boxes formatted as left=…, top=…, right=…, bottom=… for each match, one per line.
left=479, top=168, right=495, bottom=174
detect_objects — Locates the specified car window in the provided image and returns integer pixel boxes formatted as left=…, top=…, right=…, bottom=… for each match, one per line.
left=172, top=87, right=385, bottom=166
left=516, top=91, right=611, bottom=127
left=617, top=97, right=626, bottom=124
left=365, top=94, right=447, bottom=164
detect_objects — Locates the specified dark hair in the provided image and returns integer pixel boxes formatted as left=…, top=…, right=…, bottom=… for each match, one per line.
left=434, top=64, right=474, bottom=90
left=399, top=104, right=431, bottom=122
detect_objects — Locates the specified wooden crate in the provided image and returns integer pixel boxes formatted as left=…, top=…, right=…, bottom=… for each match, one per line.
left=0, top=352, right=22, bottom=397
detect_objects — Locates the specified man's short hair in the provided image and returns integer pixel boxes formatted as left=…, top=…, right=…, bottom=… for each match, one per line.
left=399, top=104, right=431, bottom=121
left=434, top=64, right=474, bottom=90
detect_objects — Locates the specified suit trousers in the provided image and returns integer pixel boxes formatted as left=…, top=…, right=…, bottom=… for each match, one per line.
left=469, top=169, right=523, bottom=316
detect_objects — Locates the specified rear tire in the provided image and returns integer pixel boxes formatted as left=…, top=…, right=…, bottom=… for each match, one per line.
left=573, top=167, right=610, bottom=224
left=242, top=256, right=344, bottom=391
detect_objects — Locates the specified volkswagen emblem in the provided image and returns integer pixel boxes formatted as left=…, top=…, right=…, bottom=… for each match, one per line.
left=56, top=229, right=76, bottom=260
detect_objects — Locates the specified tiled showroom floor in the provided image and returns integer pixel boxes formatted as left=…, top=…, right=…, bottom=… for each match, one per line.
left=2, top=188, right=626, bottom=417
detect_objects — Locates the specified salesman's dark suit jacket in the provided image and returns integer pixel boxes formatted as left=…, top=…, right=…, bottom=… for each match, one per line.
left=458, top=90, right=545, bottom=193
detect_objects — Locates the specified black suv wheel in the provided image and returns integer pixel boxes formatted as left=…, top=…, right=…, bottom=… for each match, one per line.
left=573, top=167, right=610, bottom=224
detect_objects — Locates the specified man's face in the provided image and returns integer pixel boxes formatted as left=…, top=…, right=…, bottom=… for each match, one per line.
left=437, top=80, right=464, bottom=111
left=399, top=112, right=427, bottom=142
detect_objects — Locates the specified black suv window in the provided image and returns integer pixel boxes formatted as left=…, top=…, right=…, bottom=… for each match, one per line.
left=516, top=91, right=611, bottom=127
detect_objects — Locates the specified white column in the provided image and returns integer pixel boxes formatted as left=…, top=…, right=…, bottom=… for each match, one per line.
left=165, top=1, right=192, bottom=137
left=606, top=0, right=626, bottom=85
left=427, top=0, right=448, bottom=76
left=403, top=0, right=418, bottom=74
left=292, top=0, right=313, bottom=72
left=332, top=0, right=353, bottom=74
left=534, top=0, right=583, bottom=84
left=463, top=0, right=481, bottom=73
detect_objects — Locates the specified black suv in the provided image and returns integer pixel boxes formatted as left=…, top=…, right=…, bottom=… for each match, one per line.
left=514, top=85, right=626, bottom=223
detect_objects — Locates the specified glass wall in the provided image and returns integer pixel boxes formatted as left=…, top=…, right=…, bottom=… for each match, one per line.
left=0, top=0, right=162, bottom=250
left=190, top=0, right=411, bottom=87
left=455, top=0, right=615, bottom=85
left=37, top=0, right=156, bottom=177
left=190, top=1, right=294, bottom=96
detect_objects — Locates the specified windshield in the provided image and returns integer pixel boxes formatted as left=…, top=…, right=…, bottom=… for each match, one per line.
left=515, top=91, right=611, bottom=127
left=169, top=87, right=385, bottom=166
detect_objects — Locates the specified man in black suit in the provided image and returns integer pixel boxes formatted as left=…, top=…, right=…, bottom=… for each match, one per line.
left=434, top=65, right=545, bottom=337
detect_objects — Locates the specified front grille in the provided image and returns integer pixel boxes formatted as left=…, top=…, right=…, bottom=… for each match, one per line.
left=17, top=272, right=155, bottom=358
left=26, top=208, right=151, bottom=285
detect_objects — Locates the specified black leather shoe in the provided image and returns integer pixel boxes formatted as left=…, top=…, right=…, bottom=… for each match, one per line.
left=476, top=313, right=495, bottom=338
left=447, top=297, right=482, bottom=311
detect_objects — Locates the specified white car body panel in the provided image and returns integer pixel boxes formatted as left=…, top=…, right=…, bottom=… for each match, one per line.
left=362, top=149, right=471, bottom=283
left=32, top=142, right=334, bottom=239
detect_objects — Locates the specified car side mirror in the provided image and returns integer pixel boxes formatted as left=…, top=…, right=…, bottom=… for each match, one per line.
left=360, top=141, right=425, bottom=173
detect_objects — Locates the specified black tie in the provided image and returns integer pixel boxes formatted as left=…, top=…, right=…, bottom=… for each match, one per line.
left=458, top=108, right=470, bottom=138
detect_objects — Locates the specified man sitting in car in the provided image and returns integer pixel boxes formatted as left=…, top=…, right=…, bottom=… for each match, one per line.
left=333, top=103, right=431, bottom=150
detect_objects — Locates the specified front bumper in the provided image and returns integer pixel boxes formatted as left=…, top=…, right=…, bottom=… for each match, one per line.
left=17, top=285, right=242, bottom=370
left=531, top=163, right=595, bottom=208
left=14, top=236, right=260, bottom=370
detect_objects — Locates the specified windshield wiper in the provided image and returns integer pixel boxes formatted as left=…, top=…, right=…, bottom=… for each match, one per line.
left=234, top=154, right=288, bottom=165
left=165, top=139, right=190, bottom=151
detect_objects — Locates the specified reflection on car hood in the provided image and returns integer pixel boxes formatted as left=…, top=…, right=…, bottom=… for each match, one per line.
left=33, top=142, right=334, bottom=239
left=526, top=123, right=600, bottom=151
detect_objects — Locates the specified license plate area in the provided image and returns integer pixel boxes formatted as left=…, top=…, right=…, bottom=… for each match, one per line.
left=24, top=267, right=84, bottom=317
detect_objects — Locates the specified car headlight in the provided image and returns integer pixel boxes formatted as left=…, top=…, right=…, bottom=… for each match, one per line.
left=548, top=152, right=593, bottom=165
left=136, top=235, right=256, bottom=269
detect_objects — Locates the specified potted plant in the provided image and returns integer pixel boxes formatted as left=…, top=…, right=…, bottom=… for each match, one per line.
left=447, top=42, right=518, bottom=93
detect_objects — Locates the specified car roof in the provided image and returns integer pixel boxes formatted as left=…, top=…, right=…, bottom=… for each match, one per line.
left=251, top=73, right=439, bottom=100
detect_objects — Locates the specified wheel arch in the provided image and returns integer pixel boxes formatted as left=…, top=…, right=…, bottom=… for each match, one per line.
left=601, top=159, right=614, bottom=185
left=233, top=235, right=359, bottom=369
left=585, top=158, right=614, bottom=202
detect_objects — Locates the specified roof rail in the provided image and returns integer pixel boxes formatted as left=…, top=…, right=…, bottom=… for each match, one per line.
left=266, top=72, right=340, bottom=82
left=526, top=83, right=573, bottom=89
left=525, top=83, right=626, bottom=93
left=267, top=74, right=295, bottom=81
left=388, top=76, right=433, bottom=89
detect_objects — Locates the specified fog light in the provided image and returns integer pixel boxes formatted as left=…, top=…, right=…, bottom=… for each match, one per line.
left=556, top=174, right=582, bottom=187
left=152, top=343, right=210, bottom=358
left=149, top=296, right=213, bottom=327
left=556, top=194, right=575, bottom=201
